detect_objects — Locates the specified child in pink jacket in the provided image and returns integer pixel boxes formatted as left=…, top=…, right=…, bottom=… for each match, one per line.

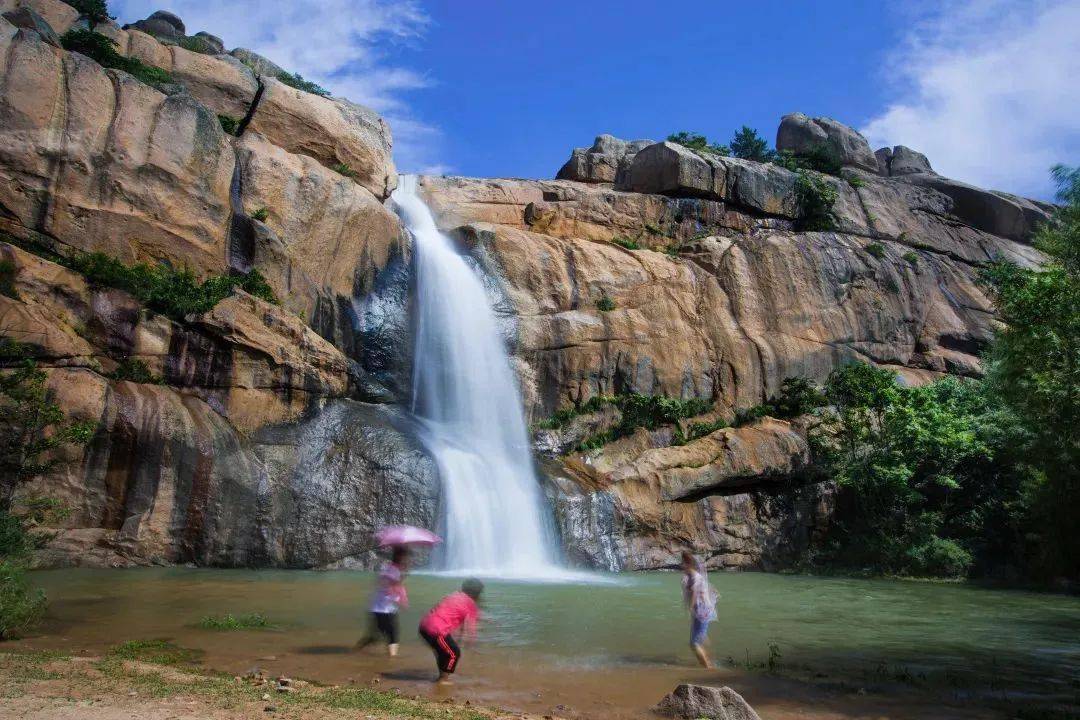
left=418, top=578, right=483, bottom=683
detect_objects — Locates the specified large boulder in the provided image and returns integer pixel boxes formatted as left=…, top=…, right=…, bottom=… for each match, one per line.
left=0, top=0, right=76, bottom=34
left=2, top=5, right=59, bottom=46
left=657, top=684, right=762, bottom=720
left=230, top=47, right=285, bottom=78
left=617, top=141, right=800, bottom=218
left=875, top=144, right=934, bottom=176
left=902, top=173, right=1050, bottom=242
left=776, top=112, right=879, bottom=173
left=246, top=77, right=397, bottom=199
left=556, top=134, right=654, bottom=184
left=125, top=9, right=185, bottom=42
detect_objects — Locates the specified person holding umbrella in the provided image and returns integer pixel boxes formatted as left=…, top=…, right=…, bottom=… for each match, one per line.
left=357, top=525, right=440, bottom=657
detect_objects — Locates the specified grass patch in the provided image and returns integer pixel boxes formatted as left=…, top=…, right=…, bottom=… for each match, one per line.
left=902, top=250, right=919, bottom=265
left=107, top=639, right=200, bottom=666
left=250, top=207, right=269, bottom=222
left=61, top=29, right=173, bottom=88
left=576, top=394, right=713, bottom=452
left=107, top=358, right=163, bottom=385
left=277, top=71, right=330, bottom=97
left=611, top=236, right=640, bottom=250
left=198, top=613, right=276, bottom=630
left=673, top=418, right=729, bottom=445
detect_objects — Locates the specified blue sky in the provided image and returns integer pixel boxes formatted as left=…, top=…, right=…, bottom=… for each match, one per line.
left=114, top=0, right=1080, bottom=199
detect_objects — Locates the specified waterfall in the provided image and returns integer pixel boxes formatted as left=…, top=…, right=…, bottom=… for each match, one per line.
left=392, top=175, right=564, bottom=579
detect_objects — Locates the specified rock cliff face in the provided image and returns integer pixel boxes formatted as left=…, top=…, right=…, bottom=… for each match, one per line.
left=0, top=5, right=1051, bottom=571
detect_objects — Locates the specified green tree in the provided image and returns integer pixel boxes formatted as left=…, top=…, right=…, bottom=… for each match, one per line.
left=809, top=364, right=1026, bottom=578
left=0, top=356, right=95, bottom=512
left=729, top=126, right=775, bottom=162
left=981, top=164, right=1080, bottom=579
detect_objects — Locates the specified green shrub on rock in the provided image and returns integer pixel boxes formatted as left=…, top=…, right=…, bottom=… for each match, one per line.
left=793, top=172, right=838, bottom=231
left=277, top=71, right=330, bottom=97
left=595, top=294, right=616, bottom=312
left=667, top=131, right=729, bottom=157
left=217, top=114, right=240, bottom=135
left=866, top=242, right=886, bottom=259
left=61, top=29, right=173, bottom=88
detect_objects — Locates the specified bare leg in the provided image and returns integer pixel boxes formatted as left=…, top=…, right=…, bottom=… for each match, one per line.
left=387, top=643, right=399, bottom=657
left=436, top=672, right=453, bottom=685
left=692, top=642, right=713, bottom=669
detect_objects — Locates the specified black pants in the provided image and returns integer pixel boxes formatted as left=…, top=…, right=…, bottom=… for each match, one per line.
left=419, top=627, right=461, bottom=673
left=369, top=612, right=399, bottom=644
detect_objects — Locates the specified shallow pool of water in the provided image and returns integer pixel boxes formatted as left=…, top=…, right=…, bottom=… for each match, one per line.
left=18, top=568, right=1080, bottom=719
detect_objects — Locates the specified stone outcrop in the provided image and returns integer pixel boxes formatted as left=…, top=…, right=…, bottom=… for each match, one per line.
left=556, top=134, right=654, bottom=184
left=875, top=144, right=933, bottom=176
left=0, top=0, right=76, bottom=35
left=776, top=112, right=879, bottom=173
left=0, top=1, right=1057, bottom=573
left=657, top=684, right=762, bottom=720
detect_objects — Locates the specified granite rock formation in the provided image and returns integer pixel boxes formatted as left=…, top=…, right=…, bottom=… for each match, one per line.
left=0, top=3, right=1053, bottom=572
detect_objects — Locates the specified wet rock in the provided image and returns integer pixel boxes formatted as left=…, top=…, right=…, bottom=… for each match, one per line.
left=657, top=684, right=761, bottom=720
left=776, top=112, right=879, bottom=173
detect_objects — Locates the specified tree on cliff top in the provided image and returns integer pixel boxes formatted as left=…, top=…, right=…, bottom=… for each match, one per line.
left=729, top=126, right=776, bottom=162
left=981, top=164, right=1080, bottom=579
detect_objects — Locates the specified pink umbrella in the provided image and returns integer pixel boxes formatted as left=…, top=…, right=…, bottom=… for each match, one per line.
left=375, top=525, right=441, bottom=548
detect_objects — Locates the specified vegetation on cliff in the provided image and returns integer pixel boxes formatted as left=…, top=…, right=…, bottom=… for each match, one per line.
left=60, top=29, right=173, bottom=88
left=0, top=342, right=94, bottom=638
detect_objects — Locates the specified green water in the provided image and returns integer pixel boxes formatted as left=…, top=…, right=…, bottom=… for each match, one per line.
left=22, top=568, right=1080, bottom=716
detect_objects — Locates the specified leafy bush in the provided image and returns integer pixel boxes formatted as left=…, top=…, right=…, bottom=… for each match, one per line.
left=68, top=0, right=113, bottom=26
left=217, top=114, right=239, bottom=135
left=774, top=146, right=843, bottom=175
left=793, top=172, right=838, bottom=231
left=568, top=393, right=713, bottom=451
left=250, top=207, right=269, bottom=222
left=729, top=126, right=775, bottom=162
left=677, top=418, right=729, bottom=445
left=667, top=132, right=729, bottom=157
left=277, top=71, right=330, bottom=97
left=806, top=363, right=1032, bottom=578
left=902, top=251, right=919, bottom=265
left=865, top=242, right=886, bottom=259
left=1, top=358, right=96, bottom=512
left=199, top=613, right=275, bottom=630
left=595, top=295, right=616, bottom=312
left=61, top=29, right=173, bottom=87
left=610, top=236, right=639, bottom=250
left=108, top=358, right=163, bottom=385
left=64, top=252, right=277, bottom=318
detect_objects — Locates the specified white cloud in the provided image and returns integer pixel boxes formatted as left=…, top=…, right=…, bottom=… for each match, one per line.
left=112, top=0, right=445, bottom=172
left=861, top=0, right=1080, bottom=199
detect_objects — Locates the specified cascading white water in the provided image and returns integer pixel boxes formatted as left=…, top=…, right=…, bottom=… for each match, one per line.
left=392, top=175, right=564, bottom=578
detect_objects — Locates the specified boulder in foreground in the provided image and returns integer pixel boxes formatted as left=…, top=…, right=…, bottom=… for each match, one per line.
left=657, top=684, right=762, bottom=720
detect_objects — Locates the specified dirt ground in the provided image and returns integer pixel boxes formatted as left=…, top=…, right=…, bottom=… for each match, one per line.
left=0, top=650, right=503, bottom=720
